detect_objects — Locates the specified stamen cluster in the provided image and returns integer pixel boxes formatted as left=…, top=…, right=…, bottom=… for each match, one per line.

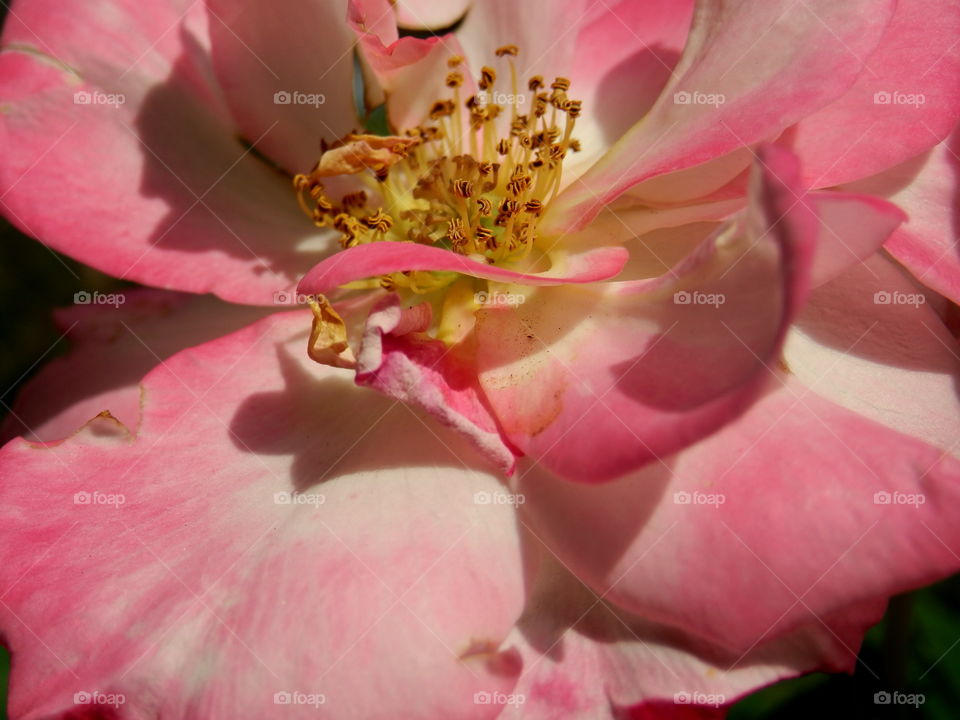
left=294, top=46, right=583, bottom=294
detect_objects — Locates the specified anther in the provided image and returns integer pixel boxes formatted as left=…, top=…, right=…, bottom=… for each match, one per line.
left=534, top=94, right=548, bottom=117
left=479, top=66, right=497, bottom=91
left=495, top=45, right=519, bottom=57
left=363, top=209, right=394, bottom=233
left=506, top=170, right=531, bottom=198
left=476, top=197, right=493, bottom=215
left=473, top=225, right=495, bottom=249
left=333, top=213, right=363, bottom=247
left=495, top=199, right=520, bottom=225
left=446, top=218, right=468, bottom=250
left=445, top=72, right=464, bottom=88
left=429, top=100, right=455, bottom=119
left=528, top=76, right=544, bottom=91
left=341, top=191, right=367, bottom=209
left=452, top=179, right=474, bottom=199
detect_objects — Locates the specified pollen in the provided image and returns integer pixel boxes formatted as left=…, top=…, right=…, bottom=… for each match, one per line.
left=479, top=67, right=497, bottom=91
left=294, top=44, right=583, bottom=295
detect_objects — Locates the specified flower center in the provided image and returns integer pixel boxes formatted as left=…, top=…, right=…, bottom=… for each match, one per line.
left=293, top=45, right=582, bottom=296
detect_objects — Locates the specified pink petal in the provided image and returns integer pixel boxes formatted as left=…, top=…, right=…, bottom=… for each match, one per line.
left=779, top=0, right=960, bottom=188
left=0, top=312, right=526, bottom=718
left=297, top=241, right=628, bottom=295
left=568, top=185, right=903, bottom=287
left=456, top=0, right=586, bottom=90
left=568, top=0, right=695, bottom=172
left=0, top=290, right=268, bottom=444
left=545, top=0, right=897, bottom=234
left=785, top=253, right=960, bottom=456
left=392, top=0, right=471, bottom=30
left=206, top=0, right=358, bottom=175
left=806, top=191, right=906, bottom=288
left=517, top=376, right=960, bottom=652
left=844, top=128, right=960, bottom=304
left=350, top=0, right=471, bottom=132
left=0, top=1, right=340, bottom=304
left=355, top=295, right=517, bottom=474
left=498, top=556, right=887, bottom=719
left=476, top=146, right=815, bottom=482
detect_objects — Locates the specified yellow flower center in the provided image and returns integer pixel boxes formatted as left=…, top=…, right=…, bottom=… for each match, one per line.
left=293, top=45, right=583, bottom=298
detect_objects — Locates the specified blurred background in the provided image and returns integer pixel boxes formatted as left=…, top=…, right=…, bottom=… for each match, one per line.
left=1, top=4, right=958, bottom=719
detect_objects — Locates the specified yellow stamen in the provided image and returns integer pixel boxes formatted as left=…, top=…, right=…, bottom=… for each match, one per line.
left=294, top=42, right=585, bottom=331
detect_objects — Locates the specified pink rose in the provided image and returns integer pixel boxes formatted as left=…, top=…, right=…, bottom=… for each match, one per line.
left=1, top=0, right=958, bottom=717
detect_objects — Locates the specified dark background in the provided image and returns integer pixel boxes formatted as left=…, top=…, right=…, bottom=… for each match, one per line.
left=1, top=3, right=958, bottom=718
